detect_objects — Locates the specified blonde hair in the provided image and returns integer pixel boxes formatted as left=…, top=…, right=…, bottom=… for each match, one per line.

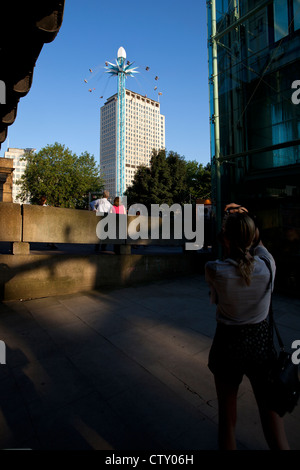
left=223, top=213, right=256, bottom=285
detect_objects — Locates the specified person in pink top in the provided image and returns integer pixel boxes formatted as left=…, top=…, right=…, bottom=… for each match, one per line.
left=110, top=197, right=126, bottom=254
left=111, top=197, right=126, bottom=214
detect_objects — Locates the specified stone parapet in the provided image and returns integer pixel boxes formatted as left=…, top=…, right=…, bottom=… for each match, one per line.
left=0, top=202, right=22, bottom=241
left=0, top=251, right=209, bottom=301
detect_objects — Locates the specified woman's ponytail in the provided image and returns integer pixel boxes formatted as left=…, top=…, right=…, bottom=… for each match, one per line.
left=237, top=248, right=254, bottom=286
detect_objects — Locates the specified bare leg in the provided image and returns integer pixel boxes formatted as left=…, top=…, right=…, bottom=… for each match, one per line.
left=214, top=376, right=240, bottom=450
left=251, top=381, right=290, bottom=450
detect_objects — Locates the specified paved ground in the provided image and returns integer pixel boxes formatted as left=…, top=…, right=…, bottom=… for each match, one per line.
left=0, top=273, right=299, bottom=451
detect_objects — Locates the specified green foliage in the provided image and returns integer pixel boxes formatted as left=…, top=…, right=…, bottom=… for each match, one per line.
left=124, top=165, right=152, bottom=206
left=186, top=160, right=211, bottom=201
left=148, top=149, right=173, bottom=205
left=125, top=149, right=211, bottom=207
left=16, top=143, right=104, bottom=209
left=166, top=151, right=188, bottom=204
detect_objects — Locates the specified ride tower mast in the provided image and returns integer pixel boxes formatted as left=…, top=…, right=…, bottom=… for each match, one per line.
left=105, top=47, right=138, bottom=197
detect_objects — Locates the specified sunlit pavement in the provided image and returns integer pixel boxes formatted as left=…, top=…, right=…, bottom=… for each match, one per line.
left=0, top=274, right=299, bottom=450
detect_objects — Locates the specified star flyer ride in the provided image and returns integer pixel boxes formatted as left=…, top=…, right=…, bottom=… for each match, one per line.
left=105, top=47, right=139, bottom=197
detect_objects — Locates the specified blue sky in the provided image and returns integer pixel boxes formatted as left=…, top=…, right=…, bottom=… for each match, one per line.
left=1, top=0, right=211, bottom=166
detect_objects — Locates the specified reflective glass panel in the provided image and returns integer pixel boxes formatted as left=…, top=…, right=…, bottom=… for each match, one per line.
left=274, top=0, right=289, bottom=41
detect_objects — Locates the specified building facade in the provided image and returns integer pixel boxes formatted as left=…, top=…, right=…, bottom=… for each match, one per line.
left=100, top=89, right=165, bottom=199
left=4, top=148, right=33, bottom=203
left=207, top=0, right=300, bottom=294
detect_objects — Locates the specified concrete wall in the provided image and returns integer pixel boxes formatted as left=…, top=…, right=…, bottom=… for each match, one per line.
left=0, top=202, right=208, bottom=300
left=22, top=204, right=101, bottom=244
left=0, top=202, right=190, bottom=246
left=0, top=252, right=209, bottom=301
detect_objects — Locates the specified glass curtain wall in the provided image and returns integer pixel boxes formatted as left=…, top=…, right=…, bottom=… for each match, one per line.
left=207, top=0, right=300, bottom=294
left=207, top=0, right=300, bottom=181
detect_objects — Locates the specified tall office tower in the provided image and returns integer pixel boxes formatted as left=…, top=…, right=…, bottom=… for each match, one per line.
left=100, top=89, right=165, bottom=199
left=4, top=147, right=33, bottom=203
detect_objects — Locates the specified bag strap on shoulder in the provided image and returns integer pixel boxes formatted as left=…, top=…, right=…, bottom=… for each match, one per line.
left=259, top=256, right=285, bottom=352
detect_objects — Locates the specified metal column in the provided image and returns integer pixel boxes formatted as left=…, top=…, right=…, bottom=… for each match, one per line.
left=210, top=0, right=222, bottom=241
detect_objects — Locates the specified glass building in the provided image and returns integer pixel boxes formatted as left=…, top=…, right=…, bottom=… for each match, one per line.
left=207, top=0, right=300, bottom=294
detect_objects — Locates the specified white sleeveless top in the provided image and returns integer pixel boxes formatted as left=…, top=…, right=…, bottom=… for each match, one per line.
left=205, top=245, right=276, bottom=325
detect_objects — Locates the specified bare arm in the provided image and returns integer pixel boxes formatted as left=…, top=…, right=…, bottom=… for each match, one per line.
left=224, top=203, right=248, bottom=214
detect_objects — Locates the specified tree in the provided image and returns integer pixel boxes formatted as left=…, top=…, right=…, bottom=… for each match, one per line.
left=125, top=165, right=152, bottom=207
left=148, top=149, right=173, bottom=205
left=186, top=160, right=211, bottom=201
left=125, top=149, right=211, bottom=207
left=17, top=142, right=104, bottom=209
left=125, top=149, right=174, bottom=208
left=166, top=151, right=187, bottom=203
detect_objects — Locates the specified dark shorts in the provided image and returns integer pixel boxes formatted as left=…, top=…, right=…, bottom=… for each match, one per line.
left=208, top=318, right=277, bottom=389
